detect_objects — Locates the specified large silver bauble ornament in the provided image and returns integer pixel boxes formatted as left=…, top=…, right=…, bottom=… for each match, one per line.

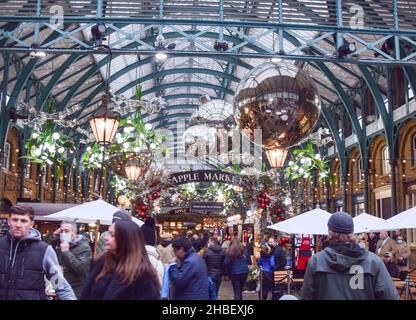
left=183, top=98, right=236, bottom=158
left=183, top=124, right=217, bottom=157
left=189, top=98, right=235, bottom=128
left=234, top=61, right=321, bottom=149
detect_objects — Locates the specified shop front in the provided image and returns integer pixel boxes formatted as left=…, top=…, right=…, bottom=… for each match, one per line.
left=333, top=198, right=343, bottom=212
left=374, top=185, right=392, bottom=219
left=352, top=193, right=365, bottom=217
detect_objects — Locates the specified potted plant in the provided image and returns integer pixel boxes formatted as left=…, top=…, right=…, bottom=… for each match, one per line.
left=245, top=265, right=260, bottom=292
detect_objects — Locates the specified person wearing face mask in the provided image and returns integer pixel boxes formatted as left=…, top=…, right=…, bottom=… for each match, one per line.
left=394, top=236, right=411, bottom=280
left=52, top=221, right=92, bottom=298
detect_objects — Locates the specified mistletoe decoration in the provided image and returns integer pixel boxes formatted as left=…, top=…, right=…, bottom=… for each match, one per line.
left=284, top=140, right=331, bottom=183
left=22, top=97, right=76, bottom=179
left=81, top=108, right=168, bottom=170
left=110, top=175, right=137, bottom=199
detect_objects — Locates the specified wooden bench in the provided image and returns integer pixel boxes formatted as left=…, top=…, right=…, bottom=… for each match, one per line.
left=273, top=271, right=304, bottom=296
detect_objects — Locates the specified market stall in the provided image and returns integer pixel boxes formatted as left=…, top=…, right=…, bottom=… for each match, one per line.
left=267, top=208, right=332, bottom=235
left=386, top=206, right=416, bottom=229
left=353, top=212, right=390, bottom=233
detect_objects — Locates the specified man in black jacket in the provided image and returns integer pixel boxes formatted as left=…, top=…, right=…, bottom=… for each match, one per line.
left=368, top=232, right=380, bottom=253
left=203, top=237, right=225, bottom=294
left=0, top=205, right=76, bottom=300
left=268, top=237, right=287, bottom=299
left=268, top=237, right=287, bottom=270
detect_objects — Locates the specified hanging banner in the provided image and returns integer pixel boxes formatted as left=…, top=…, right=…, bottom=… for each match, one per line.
left=191, top=202, right=224, bottom=212
left=168, top=170, right=244, bottom=186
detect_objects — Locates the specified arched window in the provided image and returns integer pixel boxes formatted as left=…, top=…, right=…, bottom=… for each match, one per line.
left=381, top=146, right=390, bottom=175
left=413, top=135, right=416, bottom=167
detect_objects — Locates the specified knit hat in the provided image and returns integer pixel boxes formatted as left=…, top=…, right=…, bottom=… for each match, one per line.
left=327, top=212, right=354, bottom=234
left=141, top=216, right=156, bottom=246
left=112, top=210, right=132, bottom=223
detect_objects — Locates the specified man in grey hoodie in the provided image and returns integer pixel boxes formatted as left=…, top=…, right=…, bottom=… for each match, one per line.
left=0, top=205, right=76, bottom=300
left=301, top=212, right=399, bottom=300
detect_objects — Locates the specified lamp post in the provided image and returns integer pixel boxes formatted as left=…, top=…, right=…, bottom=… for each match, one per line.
left=89, top=45, right=119, bottom=196
left=89, top=45, right=119, bottom=145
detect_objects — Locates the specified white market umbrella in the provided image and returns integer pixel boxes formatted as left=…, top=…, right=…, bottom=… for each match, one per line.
left=46, top=199, right=144, bottom=226
left=385, top=206, right=416, bottom=230
left=353, top=213, right=389, bottom=233
left=267, top=208, right=332, bottom=235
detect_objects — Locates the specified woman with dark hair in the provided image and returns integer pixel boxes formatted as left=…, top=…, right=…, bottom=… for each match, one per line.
left=223, top=238, right=249, bottom=300
left=81, top=220, right=160, bottom=300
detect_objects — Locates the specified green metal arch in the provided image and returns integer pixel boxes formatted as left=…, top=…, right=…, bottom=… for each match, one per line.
left=358, top=66, right=392, bottom=151
left=141, top=81, right=234, bottom=97
left=6, top=23, right=72, bottom=110
left=320, top=105, right=346, bottom=174
left=283, top=31, right=360, bottom=175
left=315, top=62, right=366, bottom=161
left=36, top=54, right=83, bottom=110
left=61, top=38, right=253, bottom=113
left=115, top=67, right=240, bottom=96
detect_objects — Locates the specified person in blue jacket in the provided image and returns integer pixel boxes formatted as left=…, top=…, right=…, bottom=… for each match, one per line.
left=257, top=244, right=275, bottom=300
left=169, top=237, right=209, bottom=300
left=224, top=238, right=249, bottom=300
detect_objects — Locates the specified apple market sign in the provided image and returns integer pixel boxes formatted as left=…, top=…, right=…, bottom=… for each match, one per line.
left=168, top=170, right=245, bottom=186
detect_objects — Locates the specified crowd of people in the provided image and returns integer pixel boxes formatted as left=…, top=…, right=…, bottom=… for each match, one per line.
left=353, top=229, right=411, bottom=280
left=0, top=205, right=411, bottom=300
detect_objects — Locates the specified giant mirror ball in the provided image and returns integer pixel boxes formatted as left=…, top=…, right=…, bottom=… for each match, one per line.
left=233, top=61, right=321, bottom=149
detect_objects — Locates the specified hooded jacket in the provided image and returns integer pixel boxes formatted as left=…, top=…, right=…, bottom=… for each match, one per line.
left=56, top=235, right=92, bottom=298
left=203, top=244, right=225, bottom=281
left=0, top=229, right=76, bottom=300
left=157, top=240, right=175, bottom=265
left=169, top=249, right=209, bottom=300
left=145, top=245, right=164, bottom=286
left=301, top=243, right=399, bottom=300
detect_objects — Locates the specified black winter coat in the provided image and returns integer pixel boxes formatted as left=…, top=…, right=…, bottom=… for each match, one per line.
left=0, top=232, right=48, bottom=300
left=81, top=258, right=160, bottom=300
left=203, top=244, right=225, bottom=281
left=368, top=235, right=380, bottom=253
left=271, top=245, right=287, bottom=271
